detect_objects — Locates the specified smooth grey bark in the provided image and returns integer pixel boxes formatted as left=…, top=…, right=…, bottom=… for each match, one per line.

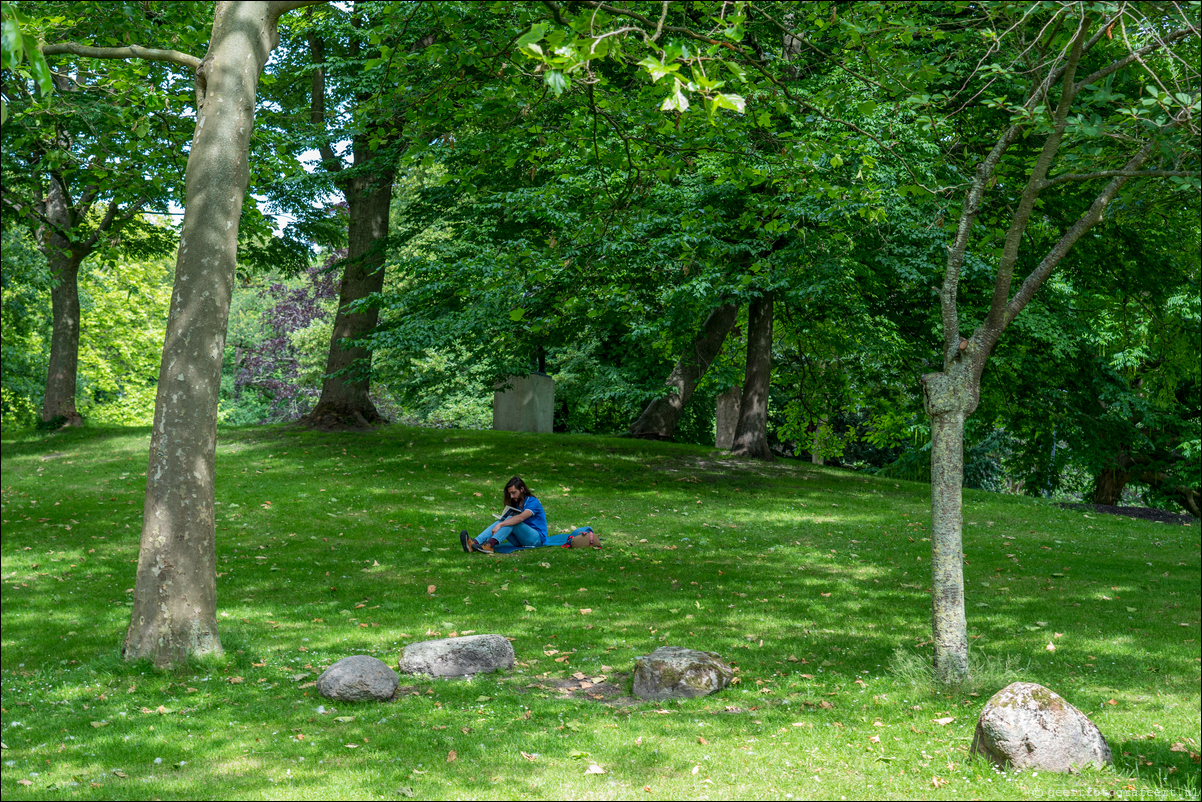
left=730, top=293, right=773, bottom=460
left=629, top=302, right=738, bottom=440
left=122, top=0, right=316, bottom=666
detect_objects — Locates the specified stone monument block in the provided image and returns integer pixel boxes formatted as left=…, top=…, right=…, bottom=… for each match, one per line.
left=716, top=386, right=740, bottom=449
left=493, top=373, right=554, bottom=433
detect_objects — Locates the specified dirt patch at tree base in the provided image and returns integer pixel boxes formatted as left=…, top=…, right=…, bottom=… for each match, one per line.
left=1058, top=503, right=1198, bottom=526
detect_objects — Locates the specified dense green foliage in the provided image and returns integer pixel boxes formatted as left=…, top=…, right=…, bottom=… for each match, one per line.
left=0, top=228, right=171, bottom=427
left=1, top=0, right=1198, bottom=515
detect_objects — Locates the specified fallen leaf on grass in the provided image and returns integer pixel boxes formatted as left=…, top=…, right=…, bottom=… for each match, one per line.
left=1046, top=642, right=1056, bottom=652
left=698, top=736, right=708, bottom=745
left=933, top=717, right=955, bottom=726
left=579, top=608, right=593, bottom=615
left=228, top=677, right=244, bottom=684
left=475, top=695, right=493, bottom=702
left=447, top=750, right=457, bottom=762
left=334, top=716, right=355, bottom=723
left=585, top=764, right=606, bottom=775
left=90, top=721, right=108, bottom=728
left=427, top=585, right=436, bottom=595
left=396, top=787, right=416, bottom=797
left=345, top=743, right=359, bottom=748
left=112, top=770, right=128, bottom=779
left=18, top=779, right=32, bottom=786
left=869, top=735, right=881, bottom=744
left=520, top=751, right=538, bottom=761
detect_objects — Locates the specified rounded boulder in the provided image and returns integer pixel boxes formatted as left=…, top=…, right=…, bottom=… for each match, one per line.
left=316, top=655, right=399, bottom=702
left=632, top=646, right=733, bottom=700
left=400, top=634, right=515, bottom=678
left=971, top=681, right=1113, bottom=773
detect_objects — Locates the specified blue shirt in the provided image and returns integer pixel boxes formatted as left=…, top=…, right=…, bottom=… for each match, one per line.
left=521, top=496, right=547, bottom=540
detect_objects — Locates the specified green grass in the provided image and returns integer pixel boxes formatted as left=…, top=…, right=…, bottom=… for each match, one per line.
left=2, top=423, right=1199, bottom=800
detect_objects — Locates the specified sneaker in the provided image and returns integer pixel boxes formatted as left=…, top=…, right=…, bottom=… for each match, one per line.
left=459, top=530, right=471, bottom=553
left=479, top=540, right=495, bottom=554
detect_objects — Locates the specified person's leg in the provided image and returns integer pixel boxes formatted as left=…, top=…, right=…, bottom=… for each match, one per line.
left=494, top=522, right=543, bottom=548
left=473, top=523, right=496, bottom=546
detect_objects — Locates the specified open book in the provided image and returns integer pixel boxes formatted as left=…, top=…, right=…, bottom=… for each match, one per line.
left=492, top=505, right=522, bottom=521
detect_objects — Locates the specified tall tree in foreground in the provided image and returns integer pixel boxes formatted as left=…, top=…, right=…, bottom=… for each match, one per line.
left=914, top=3, right=1199, bottom=687
left=44, top=0, right=320, bottom=665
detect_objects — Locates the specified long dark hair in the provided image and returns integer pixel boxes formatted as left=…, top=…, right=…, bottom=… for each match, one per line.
left=502, top=475, right=531, bottom=509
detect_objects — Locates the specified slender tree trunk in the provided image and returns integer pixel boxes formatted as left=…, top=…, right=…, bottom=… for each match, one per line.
left=299, top=167, right=393, bottom=429
left=38, top=175, right=86, bottom=427
left=629, top=302, right=738, bottom=440
left=921, top=361, right=978, bottom=688
left=41, top=254, right=85, bottom=426
left=731, top=293, right=773, bottom=460
left=124, top=0, right=296, bottom=666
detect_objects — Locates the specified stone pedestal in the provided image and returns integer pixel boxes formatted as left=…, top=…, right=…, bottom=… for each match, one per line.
left=716, top=386, right=740, bottom=449
left=493, top=373, right=554, bottom=433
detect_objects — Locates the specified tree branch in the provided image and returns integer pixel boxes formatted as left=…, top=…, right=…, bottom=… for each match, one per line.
left=307, top=24, right=341, bottom=172
left=1, top=192, right=73, bottom=243
left=1041, top=168, right=1199, bottom=189
left=1074, top=26, right=1194, bottom=90
left=981, top=16, right=1089, bottom=348
left=1002, top=137, right=1157, bottom=331
left=41, top=42, right=201, bottom=72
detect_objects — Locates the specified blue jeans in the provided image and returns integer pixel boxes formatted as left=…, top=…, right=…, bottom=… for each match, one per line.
left=475, top=521, right=545, bottom=548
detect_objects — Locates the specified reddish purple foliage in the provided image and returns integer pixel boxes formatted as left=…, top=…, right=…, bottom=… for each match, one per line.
left=236, top=250, right=343, bottom=421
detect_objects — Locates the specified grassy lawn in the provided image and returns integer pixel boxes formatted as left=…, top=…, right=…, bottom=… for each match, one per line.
left=1, top=423, right=1199, bottom=800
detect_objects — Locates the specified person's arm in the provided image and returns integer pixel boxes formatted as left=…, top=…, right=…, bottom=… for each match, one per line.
left=493, top=508, right=533, bottom=533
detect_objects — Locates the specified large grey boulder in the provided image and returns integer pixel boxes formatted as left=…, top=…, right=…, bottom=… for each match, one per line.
left=632, top=646, right=733, bottom=701
left=971, top=682, right=1113, bottom=773
left=400, top=634, right=515, bottom=678
left=316, top=655, right=398, bottom=702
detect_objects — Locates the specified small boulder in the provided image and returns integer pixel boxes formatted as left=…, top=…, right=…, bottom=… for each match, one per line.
left=971, top=681, right=1113, bottom=773
left=316, top=655, right=398, bottom=702
left=632, top=646, right=733, bottom=701
left=400, top=634, right=514, bottom=678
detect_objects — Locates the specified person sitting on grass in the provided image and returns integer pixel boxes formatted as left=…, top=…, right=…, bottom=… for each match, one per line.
left=460, top=475, right=547, bottom=554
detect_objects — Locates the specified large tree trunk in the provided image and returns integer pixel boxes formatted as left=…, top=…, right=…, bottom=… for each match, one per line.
left=39, top=174, right=85, bottom=426
left=921, top=362, right=978, bottom=689
left=124, top=0, right=298, bottom=667
left=299, top=164, right=393, bottom=429
left=1091, top=467, right=1132, bottom=505
left=629, top=302, right=738, bottom=440
left=731, top=293, right=773, bottom=460
left=297, top=21, right=395, bottom=431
